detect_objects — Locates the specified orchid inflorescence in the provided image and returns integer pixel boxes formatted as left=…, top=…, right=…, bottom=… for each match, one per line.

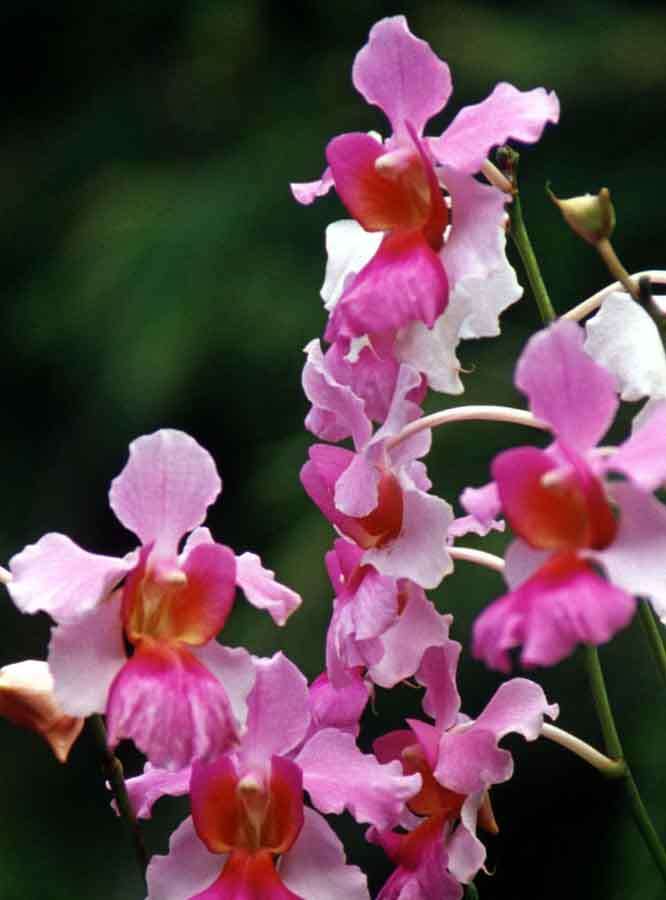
left=3, top=15, right=666, bottom=899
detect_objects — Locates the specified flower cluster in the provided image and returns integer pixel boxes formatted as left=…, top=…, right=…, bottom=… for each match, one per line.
left=3, top=13, right=666, bottom=900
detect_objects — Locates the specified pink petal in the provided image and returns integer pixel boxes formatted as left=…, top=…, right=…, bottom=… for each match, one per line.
left=416, top=643, right=462, bottom=731
left=124, top=763, right=191, bottom=819
left=372, top=729, right=414, bottom=765
left=320, top=220, right=383, bottom=312
left=48, top=594, right=126, bottom=716
left=363, top=488, right=453, bottom=589
left=605, top=401, right=666, bottom=492
left=473, top=678, right=558, bottom=741
left=109, top=430, right=221, bottom=553
left=473, top=556, right=636, bottom=671
left=8, top=533, right=131, bottom=620
left=235, top=552, right=301, bottom=626
left=295, top=727, right=421, bottom=829
left=515, top=321, right=618, bottom=452
left=334, top=451, right=381, bottom=517
left=169, top=540, right=237, bottom=644
left=308, top=671, right=369, bottom=737
left=431, top=82, right=559, bottom=174
left=594, top=482, right=666, bottom=621
left=324, top=230, right=448, bottom=343
left=290, top=166, right=334, bottom=205
left=240, top=653, right=311, bottom=768
left=191, top=642, right=255, bottom=732
left=279, top=808, right=369, bottom=900
left=447, top=792, right=486, bottom=884
left=146, top=816, right=223, bottom=900
left=376, top=363, right=430, bottom=467
left=504, top=539, right=550, bottom=589
left=106, top=643, right=238, bottom=770
left=352, top=16, right=452, bottom=140
left=351, top=568, right=400, bottom=640
left=367, top=584, right=453, bottom=689
left=302, top=339, right=373, bottom=447
left=435, top=726, right=512, bottom=794
left=459, top=481, right=502, bottom=531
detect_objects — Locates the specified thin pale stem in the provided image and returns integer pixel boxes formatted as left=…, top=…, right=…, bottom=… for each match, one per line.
left=541, top=723, right=625, bottom=779
left=584, top=646, right=666, bottom=881
left=448, top=545, right=505, bottom=574
left=596, top=238, right=639, bottom=299
left=481, top=159, right=513, bottom=194
left=89, top=714, right=148, bottom=881
left=562, top=270, right=666, bottom=322
left=638, top=600, right=666, bottom=689
left=509, top=188, right=557, bottom=324
left=385, top=404, right=548, bottom=452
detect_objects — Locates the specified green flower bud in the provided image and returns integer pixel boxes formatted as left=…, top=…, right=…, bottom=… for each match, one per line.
left=547, top=186, right=616, bottom=245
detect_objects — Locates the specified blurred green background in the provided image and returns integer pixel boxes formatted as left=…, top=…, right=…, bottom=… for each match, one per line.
left=1, top=1, right=665, bottom=897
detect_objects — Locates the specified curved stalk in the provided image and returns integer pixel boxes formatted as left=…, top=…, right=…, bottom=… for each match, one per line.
left=541, top=723, right=625, bottom=778
left=385, top=405, right=548, bottom=453
left=448, top=546, right=505, bottom=574
left=562, top=270, right=666, bottom=322
left=584, top=646, right=666, bottom=882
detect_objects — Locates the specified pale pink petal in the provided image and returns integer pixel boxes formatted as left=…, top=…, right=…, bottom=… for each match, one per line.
left=124, top=763, right=191, bottom=819
left=473, top=678, right=558, bottom=741
left=109, top=430, right=221, bottom=553
left=438, top=167, right=508, bottom=287
left=605, top=401, right=666, bottom=491
left=240, top=653, right=311, bottom=767
left=503, top=539, right=550, bottom=589
left=594, top=482, right=666, bottom=622
left=367, top=584, right=453, bottom=689
left=280, top=808, right=370, bottom=900
left=377, top=364, right=430, bottom=466
left=473, top=559, right=636, bottom=672
left=324, top=230, right=448, bottom=343
left=106, top=644, right=238, bottom=770
left=447, top=514, right=505, bottom=541
left=8, top=533, right=131, bottom=620
left=459, top=481, right=502, bottom=531
left=303, top=339, right=374, bottom=447
left=416, top=642, right=462, bottom=730
left=436, top=725, right=512, bottom=794
left=376, top=840, right=462, bottom=900
left=352, top=16, right=452, bottom=139
left=351, top=569, right=400, bottom=640
left=363, top=488, right=453, bottom=589
left=146, top=816, right=222, bottom=900
left=296, top=727, right=421, bottom=829
left=191, top=642, right=255, bottom=731
left=515, top=321, right=617, bottom=451
left=584, top=291, right=666, bottom=402
left=431, top=82, right=559, bottom=174
left=308, top=671, right=370, bottom=737
left=48, top=595, right=126, bottom=716
left=290, top=166, right=334, bottom=205
left=235, top=552, right=301, bottom=626
left=335, top=451, right=381, bottom=517
left=320, top=220, right=383, bottom=312
left=397, top=314, right=465, bottom=395
left=447, top=792, right=486, bottom=883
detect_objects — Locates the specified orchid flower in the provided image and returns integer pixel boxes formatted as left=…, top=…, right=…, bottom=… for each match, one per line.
left=7, top=430, right=301, bottom=769
left=370, top=643, right=557, bottom=898
left=135, top=653, right=420, bottom=900
left=465, top=321, right=666, bottom=669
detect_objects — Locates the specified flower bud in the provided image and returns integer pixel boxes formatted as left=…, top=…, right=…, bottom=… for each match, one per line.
left=0, top=660, right=84, bottom=762
left=548, top=186, right=616, bottom=245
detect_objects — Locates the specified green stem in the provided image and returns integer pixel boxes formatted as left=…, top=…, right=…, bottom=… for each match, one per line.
left=465, top=883, right=480, bottom=900
left=583, top=646, right=666, bottom=881
left=89, top=714, right=148, bottom=881
left=509, top=189, right=557, bottom=325
left=638, top=600, right=666, bottom=688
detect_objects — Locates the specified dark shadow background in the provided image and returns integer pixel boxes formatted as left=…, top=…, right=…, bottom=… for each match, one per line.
left=0, top=1, right=665, bottom=897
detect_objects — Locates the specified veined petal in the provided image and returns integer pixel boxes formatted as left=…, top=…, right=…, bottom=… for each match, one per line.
left=191, top=850, right=301, bottom=900
left=605, top=401, right=666, bottom=492
left=109, top=430, right=221, bottom=554
left=8, top=533, right=131, bottom=620
left=472, top=678, right=558, bottom=741
left=416, top=642, right=462, bottom=731
left=431, top=82, right=559, bottom=174
left=308, top=671, right=369, bottom=737
left=106, top=641, right=238, bottom=770
left=352, top=16, right=452, bottom=140
left=124, top=763, right=191, bottom=819
left=280, top=808, right=369, bottom=900
left=235, top=552, right=301, bottom=626
left=146, top=816, right=223, bottom=900
left=435, top=727, right=512, bottom=795
left=515, top=321, right=618, bottom=452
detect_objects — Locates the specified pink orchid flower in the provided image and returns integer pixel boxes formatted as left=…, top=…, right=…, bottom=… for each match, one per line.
left=137, top=653, right=420, bottom=900
left=292, top=16, right=558, bottom=349
left=301, top=363, right=453, bottom=589
left=325, top=538, right=452, bottom=689
left=7, top=430, right=301, bottom=769
left=369, top=643, right=558, bottom=897
left=465, top=321, right=666, bottom=670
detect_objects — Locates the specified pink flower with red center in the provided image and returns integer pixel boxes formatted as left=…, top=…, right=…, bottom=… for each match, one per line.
left=301, top=363, right=453, bottom=589
left=465, top=321, right=666, bottom=670
left=7, top=430, right=301, bottom=769
left=137, top=653, right=420, bottom=900
left=293, top=16, right=558, bottom=420
left=325, top=538, right=453, bottom=689
left=369, top=643, right=558, bottom=897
